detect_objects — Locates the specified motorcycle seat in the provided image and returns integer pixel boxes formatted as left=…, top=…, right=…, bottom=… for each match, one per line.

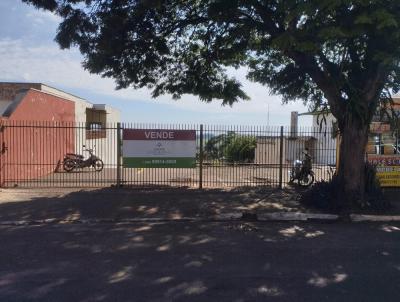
left=65, top=153, right=84, bottom=159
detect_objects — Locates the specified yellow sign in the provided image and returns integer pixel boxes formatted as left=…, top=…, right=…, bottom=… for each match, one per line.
left=370, top=122, right=391, bottom=133
left=368, top=155, right=400, bottom=187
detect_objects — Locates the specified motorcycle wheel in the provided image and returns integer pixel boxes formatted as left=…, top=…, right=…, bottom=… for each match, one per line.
left=93, top=159, right=104, bottom=172
left=63, top=159, right=75, bottom=172
left=298, top=172, right=314, bottom=187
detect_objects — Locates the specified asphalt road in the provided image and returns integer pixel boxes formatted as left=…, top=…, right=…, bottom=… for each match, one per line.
left=1, top=221, right=399, bottom=302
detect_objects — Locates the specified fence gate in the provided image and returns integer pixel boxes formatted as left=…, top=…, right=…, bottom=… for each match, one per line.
left=0, top=121, right=337, bottom=188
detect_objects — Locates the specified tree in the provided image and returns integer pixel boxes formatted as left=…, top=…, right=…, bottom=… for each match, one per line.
left=224, top=135, right=256, bottom=163
left=23, top=0, right=400, bottom=204
left=204, top=131, right=236, bottom=160
left=204, top=132, right=256, bottom=163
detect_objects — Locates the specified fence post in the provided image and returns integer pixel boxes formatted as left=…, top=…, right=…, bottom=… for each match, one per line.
left=199, top=124, right=204, bottom=189
left=116, top=122, right=122, bottom=187
left=0, top=122, right=3, bottom=188
left=279, top=126, right=284, bottom=189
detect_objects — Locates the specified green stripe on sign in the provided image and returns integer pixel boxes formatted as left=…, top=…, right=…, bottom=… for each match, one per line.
left=123, top=157, right=196, bottom=168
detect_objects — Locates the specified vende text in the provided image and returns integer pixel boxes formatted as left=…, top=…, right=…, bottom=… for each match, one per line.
left=145, top=131, right=174, bottom=139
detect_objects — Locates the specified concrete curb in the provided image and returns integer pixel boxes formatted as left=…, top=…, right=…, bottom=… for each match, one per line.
left=350, top=214, right=400, bottom=222
left=0, top=212, right=339, bottom=226
left=258, top=213, right=339, bottom=221
left=1, top=213, right=400, bottom=226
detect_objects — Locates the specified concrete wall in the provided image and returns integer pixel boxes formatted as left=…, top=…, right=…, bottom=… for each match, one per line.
left=74, top=99, right=120, bottom=167
left=255, top=137, right=286, bottom=164
left=285, top=138, right=306, bottom=163
left=312, top=115, right=337, bottom=165
left=0, top=89, right=75, bottom=185
left=256, top=137, right=318, bottom=165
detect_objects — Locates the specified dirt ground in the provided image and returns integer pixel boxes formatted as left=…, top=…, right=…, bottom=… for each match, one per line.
left=0, top=186, right=398, bottom=223
left=0, top=187, right=311, bottom=222
left=2, top=165, right=335, bottom=189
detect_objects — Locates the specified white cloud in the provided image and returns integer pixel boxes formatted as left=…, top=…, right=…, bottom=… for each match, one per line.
left=0, top=38, right=311, bottom=125
left=25, top=9, right=61, bottom=25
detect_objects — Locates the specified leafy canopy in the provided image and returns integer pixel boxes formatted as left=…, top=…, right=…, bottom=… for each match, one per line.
left=204, top=131, right=256, bottom=163
left=23, top=0, right=400, bottom=122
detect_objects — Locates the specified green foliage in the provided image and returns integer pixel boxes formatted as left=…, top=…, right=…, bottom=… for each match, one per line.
left=21, top=0, right=400, bottom=199
left=22, top=0, right=400, bottom=115
left=363, top=162, right=384, bottom=206
left=204, top=131, right=236, bottom=160
left=224, top=135, right=256, bottom=163
left=300, top=163, right=390, bottom=212
left=204, top=132, right=256, bottom=163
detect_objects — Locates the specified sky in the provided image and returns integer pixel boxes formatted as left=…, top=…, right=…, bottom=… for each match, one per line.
left=0, top=0, right=313, bottom=126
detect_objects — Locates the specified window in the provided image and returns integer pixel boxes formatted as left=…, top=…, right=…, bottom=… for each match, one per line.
left=86, top=108, right=107, bottom=139
left=88, top=122, right=103, bottom=131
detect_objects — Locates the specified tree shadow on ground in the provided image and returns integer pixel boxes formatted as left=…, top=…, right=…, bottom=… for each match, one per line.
left=0, top=187, right=309, bottom=223
left=0, top=220, right=400, bottom=302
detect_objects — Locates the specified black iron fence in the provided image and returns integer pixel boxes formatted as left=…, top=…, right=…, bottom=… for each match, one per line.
left=0, top=121, right=337, bottom=188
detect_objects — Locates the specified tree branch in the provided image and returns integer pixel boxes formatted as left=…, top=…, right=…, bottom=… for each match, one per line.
left=286, top=50, right=344, bottom=117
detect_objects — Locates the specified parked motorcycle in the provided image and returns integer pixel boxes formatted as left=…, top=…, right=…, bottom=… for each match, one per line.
left=289, top=149, right=315, bottom=187
left=63, top=145, right=104, bottom=172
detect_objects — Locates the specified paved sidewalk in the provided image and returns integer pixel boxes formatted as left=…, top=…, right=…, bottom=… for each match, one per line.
left=1, top=187, right=399, bottom=224
left=0, top=187, right=310, bottom=223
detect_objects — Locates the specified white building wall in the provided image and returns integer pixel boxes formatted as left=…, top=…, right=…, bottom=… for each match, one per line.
left=74, top=99, right=120, bottom=167
left=255, top=137, right=283, bottom=164
left=40, top=85, right=121, bottom=167
left=285, top=139, right=306, bottom=163
left=41, top=85, right=87, bottom=104
left=312, top=114, right=337, bottom=165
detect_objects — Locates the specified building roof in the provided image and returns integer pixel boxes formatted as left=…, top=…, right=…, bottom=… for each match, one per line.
left=0, top=82, right=118, bottom=117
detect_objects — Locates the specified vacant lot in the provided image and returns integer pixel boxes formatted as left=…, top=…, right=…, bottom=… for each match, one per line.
left=2, top=164, right=335, bottom=188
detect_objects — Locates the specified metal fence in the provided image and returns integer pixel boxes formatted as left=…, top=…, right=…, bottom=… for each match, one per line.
left=0, top=121, right=337, bottom=188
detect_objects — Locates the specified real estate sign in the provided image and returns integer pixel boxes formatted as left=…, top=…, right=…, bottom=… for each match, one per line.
left=122, top=129, right=196, bottom=168
left=368, top=155, right=400, bottom=187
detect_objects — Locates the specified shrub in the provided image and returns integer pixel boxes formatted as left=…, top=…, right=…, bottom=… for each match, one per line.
left=300, top=163, right=390, bottom=213
left=224, top=136, right=256, bottom=163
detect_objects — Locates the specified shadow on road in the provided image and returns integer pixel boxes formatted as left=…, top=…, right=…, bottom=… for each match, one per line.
left=0, top=219, right=399, bottom=301
left=0, top=187, right=307, bottom=222
left=0, top=188, right=400, bottom=301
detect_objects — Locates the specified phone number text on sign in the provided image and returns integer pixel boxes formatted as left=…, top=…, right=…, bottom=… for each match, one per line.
left=368, top=155, right=400, bottom=187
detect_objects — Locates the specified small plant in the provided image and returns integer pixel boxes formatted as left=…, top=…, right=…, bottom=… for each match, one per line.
left=299, top=177, right=344, bottom=212
left=300, top=163, right=390, bottom=213
left=361, top=163, right=390, bottom=211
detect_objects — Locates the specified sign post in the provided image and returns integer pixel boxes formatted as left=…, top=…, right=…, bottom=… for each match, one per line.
left=199, top=125, right=204, bottom=189
left=122, top=129, right=196, bottom=168
left=116, top=122, right=122, bottom=186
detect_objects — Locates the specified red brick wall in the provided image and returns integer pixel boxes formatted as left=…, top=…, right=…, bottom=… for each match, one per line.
left=1, top=90, right=75, bottom=185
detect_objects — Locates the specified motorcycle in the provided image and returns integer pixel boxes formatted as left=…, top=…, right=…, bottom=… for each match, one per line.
left=289, top=150, right=315, bottom=187
left=63, top=145, right=104, bottom=172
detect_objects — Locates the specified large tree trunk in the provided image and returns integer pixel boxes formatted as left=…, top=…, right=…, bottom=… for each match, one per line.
left=337, top=118, right=369, bottom=204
